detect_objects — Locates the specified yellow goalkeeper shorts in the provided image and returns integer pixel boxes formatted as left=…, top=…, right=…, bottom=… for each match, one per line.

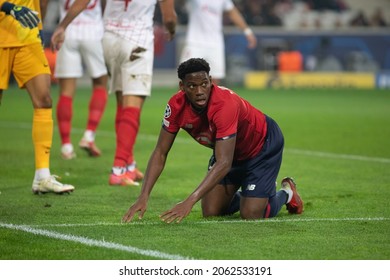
left=0, top=43, right=51, bottom=90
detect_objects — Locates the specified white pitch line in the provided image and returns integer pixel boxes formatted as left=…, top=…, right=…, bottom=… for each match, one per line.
left=0, top=222, right=192, bottom=260
left=1, top=218, right=387, bottom=259
left=287, top=148, right=390, bottom=164
left=21, top=217, right=390, bottom=228
left=1, top=121, right=389, bottom=164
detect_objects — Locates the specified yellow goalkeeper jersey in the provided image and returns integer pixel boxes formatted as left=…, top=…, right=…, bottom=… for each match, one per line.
left=0, top=0, right=42, bottom=47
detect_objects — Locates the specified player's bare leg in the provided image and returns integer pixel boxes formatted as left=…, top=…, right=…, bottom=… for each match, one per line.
left=240, top=197, right=269, bottom=219
left=201, top=183, right=239, bottom=217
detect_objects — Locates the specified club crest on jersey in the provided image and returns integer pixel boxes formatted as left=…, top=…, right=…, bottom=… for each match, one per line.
left=164, top=104, right=171, bottom=118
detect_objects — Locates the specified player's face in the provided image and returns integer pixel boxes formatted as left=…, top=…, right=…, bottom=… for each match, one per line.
left=180, top=71, right=212, bottom=110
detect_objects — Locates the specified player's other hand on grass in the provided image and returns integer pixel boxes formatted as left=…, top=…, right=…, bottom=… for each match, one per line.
left=160, top=200, right=193, bottom=224
left=50, top=26, right=66, bottom=51
left=122, top=198, right=148, bottom=223
left=1, top=2, right=40, bottom=29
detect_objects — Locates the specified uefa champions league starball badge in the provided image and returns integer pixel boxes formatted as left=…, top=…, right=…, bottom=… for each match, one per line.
left=164, top=104, right=171, bottom=118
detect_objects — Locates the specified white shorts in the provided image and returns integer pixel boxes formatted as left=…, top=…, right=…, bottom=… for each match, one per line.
left=54, top=39, right=107, bottom=79
left=54, top=40, right=107, bottom=78
left=102, top=32, right=154, bottom=96
left=180, top=43, right=225, bottom=79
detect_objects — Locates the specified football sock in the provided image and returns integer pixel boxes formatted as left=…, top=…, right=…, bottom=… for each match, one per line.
left=263, top=190, right=288, bottom=218
left=86, top=87, right=107, bottom=132
left=61, top=143, right=74, bottom=154
left=112, top=166, right=127, bottom=176
left=56, top=95, right=72, bottom=144
left=32, top=108, right=53, bottom=170
left=83, top=130, right=95, bottom=143
left=113, top=107, right=140, bottom=167
left=115, top=104, right=123, bottom=135
left=34, top=168, right=50, bottom=181
left=127, top=161, right=137, bottom=172
left=281, top=184, right=293, bottom=203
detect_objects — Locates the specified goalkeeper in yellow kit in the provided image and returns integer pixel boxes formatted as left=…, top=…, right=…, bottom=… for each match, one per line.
left=0, top=0, right=75, bottom=194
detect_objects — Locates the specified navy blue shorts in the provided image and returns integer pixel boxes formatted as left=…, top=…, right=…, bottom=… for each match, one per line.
left=208, top=115, right=284, bottom=198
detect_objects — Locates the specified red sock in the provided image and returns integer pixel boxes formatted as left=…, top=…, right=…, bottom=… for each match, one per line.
left=115, top=104, right=123, bottom=135
left=56, top=95, right=72, bottom=144
left=113, top=107, right=140, bottom=167
left=87, top=87, right=107, bottom=131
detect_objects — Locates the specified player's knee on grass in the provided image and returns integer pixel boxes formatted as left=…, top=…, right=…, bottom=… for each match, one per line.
left=240, top=197, right=268, bottom=220
left=201, top=200, right=231, bottom=217
left=201, top=204, right=225, bottom=217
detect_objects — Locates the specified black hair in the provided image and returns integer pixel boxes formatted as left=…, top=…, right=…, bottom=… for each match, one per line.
left=177, top=58, right=210, bottom=80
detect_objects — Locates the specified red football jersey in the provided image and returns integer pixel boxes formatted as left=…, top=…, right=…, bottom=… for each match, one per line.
left=162, top=85, right=267, bottom=161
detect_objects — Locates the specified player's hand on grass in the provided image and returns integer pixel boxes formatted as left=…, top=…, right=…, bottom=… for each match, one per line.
left=50, top=26, right=66, bottom=51
left=1, top=2, right=40, bottom=29
left=160, top=200, right=193, bottom=224
left=122, top=198, right=148, bottom=222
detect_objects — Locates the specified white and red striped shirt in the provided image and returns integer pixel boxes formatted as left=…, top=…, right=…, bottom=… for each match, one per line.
left=59, top=0, right=104, bottom=40
left=103, top=0, right=157, bottom=48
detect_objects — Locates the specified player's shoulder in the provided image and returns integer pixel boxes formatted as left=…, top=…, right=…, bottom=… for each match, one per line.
left=169, top=89, right=185, bottom=101
left=168, top=90, right=187, bottom=108
left=212, top=85, right=238, bottom=100
left=215, top=85, right=235, bottom=93
left=209, top=85, right=240, bottom=109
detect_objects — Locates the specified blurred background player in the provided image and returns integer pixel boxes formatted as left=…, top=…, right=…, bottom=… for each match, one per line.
left=0, top=0, right=75, bottom=194
left=54, top=0, right=108, bottom=160
left=51, top=0, right=177, bottom=186
left=179, top=0, right=257, bottom=85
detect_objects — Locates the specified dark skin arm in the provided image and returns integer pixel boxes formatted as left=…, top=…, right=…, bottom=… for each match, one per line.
left=122, top=128, right=177, bottom=222
left=158, top=0, right=177, bottom=41
left=50, top=0, right=89, bottom=51
left=39, top=0, right=49, bottom=23
left=226, top=6, right=257, bottom=49
left=160, top=135, right=236, bottom=223
left=101, top=0, right=106, bottom=13
left=122, top=126, right=236, bottom=224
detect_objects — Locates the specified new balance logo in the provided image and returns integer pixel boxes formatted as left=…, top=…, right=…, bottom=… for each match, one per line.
left=247, top=184, right=256, bottom=191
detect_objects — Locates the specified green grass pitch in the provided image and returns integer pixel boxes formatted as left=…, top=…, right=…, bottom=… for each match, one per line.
left=0, top=85, right=389, bottom=260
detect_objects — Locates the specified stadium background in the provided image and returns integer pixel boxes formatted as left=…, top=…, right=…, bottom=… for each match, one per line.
left=40, top=0, right=390, bottom=89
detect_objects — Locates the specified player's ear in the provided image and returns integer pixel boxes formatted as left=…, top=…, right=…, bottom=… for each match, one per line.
left=179, top=80, right=184, bottom=91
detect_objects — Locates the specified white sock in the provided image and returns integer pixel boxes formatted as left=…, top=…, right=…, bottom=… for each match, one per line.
left=34, top=168, right=50, bottom=181
left=127, top=161, right=136, bottom=172
left=282, top=185, right=293, bottom=204
left=112, top=166, right=126, bottom=176
left=61, top=143, right=74, bottom=154
left=83, top=130, right=95, bottom=142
